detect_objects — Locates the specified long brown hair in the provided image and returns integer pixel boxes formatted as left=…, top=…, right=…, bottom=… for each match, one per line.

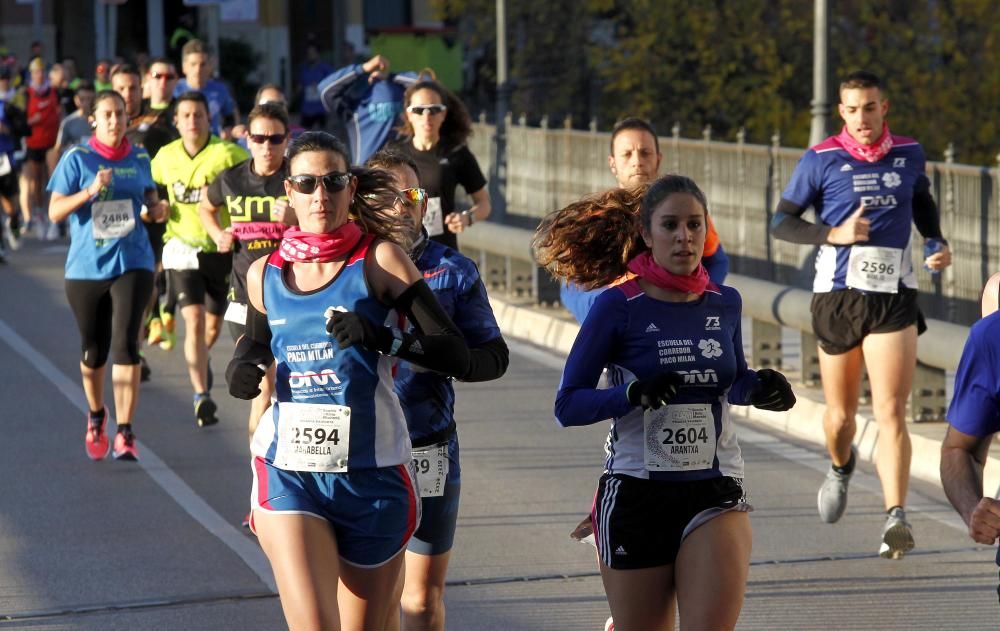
left=396, top=79, right=473, bottom=150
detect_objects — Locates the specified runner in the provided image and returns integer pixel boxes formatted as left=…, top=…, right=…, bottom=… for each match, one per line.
left=173, top=40, right=238, bottom=139
left=368, top=148, right=509, bottom=631
left=770, top=70, right=951, bottom=558
left=541, top=174, right=795, bottom=630
left=19, top=56, right=59, bottom=238
left=393, top=79, right=490, bottom=251
left=151, top=91, right=247, bottom=427
left=0, top=66, right=28, bottom=256
left=199, top=101, right=292, bottom=442
left=46, top=90, right=166, bottom=461
left=226, top=130, right=472, bottom=629
left=317, top=54, right=421, bottom=165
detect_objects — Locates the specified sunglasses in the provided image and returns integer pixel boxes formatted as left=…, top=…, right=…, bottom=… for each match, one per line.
left=395, top=187, right=427, bottom=208
left=248, top=133, right=287, bottom=145
left=406, top=104, right=447, bottom=116
left=151, top=72, right=177, bottom=81
left=287, top=172, right=351, bottom=195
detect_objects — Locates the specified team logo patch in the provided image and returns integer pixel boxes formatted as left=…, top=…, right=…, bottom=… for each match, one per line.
left=840, top=163, right=853, bottom=172
left=894, top=157, right=906, bottom=167
left=645, top=322, right=660, bottom=333
left=882, top=172, right=902, bottom=188
left=704, top=316, right=721, bottom=330
left=698, top=338, right=722, bottom=359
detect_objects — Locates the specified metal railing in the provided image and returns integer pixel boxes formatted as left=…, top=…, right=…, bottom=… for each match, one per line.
left=466, top=117, right=1000, bottom=325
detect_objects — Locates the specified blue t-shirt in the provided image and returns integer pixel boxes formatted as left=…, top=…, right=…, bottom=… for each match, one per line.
left=48, top=144, right=156, bottom=279
left=947, top=312, right=1000, bottom=438
left=394, top=240, right=502, bottom=451
left=173, top=79, right=236, bottom=136
left=318, top=65, right=418, bottom=165
left=781, top=135, right=929, bottom=293
left=555, top=280, right=760, bottom=481
left=297, top=61, right=335, bottom=117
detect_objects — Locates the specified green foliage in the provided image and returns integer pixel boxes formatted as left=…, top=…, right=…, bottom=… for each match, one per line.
left=432, top=0, right=1000, bottom=165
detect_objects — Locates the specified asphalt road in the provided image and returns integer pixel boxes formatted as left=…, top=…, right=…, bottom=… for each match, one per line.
left=0, top=239, right=997, bottom=630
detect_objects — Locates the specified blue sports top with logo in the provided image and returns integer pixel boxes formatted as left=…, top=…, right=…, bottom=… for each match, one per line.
left=781, top=136, right=928, bottom=293
left=555, top=280, right=761, bottom=482
left=47, top=143, right=156, bottom=280
left=394, top=239, right=501, bottom=446
left=250, top=235, right=411, bottom=470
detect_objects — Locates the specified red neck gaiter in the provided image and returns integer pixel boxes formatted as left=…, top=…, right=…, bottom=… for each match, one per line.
left=279, top=222, right=363, bottom=263
left=626, top=250, right=710, bottom=295
left=88, top=136, right=132, bottom=161
left=836, top=122, right=894, bottom=163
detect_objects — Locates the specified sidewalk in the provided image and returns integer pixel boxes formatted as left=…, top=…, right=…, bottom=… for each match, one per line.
left=489, top=295, right=1000, bottom=496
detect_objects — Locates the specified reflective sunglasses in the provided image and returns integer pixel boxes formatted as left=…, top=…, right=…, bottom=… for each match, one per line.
left=395, top=187, right=427, bottom=208
left=406, top=104, right=447, bottom=116
left=287, top=172, right=351, bottom=194
left=151, top=71, right=177, bottom=81
left=248, top=133, right=287, bottom=145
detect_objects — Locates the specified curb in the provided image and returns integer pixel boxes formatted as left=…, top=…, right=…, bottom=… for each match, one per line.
left=488, top=296, right=1000, bottom=495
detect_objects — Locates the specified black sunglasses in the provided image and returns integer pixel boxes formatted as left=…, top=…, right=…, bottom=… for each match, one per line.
left=248, top=133, right=287, bottom=145
left=287, top=172, right=351, bottom=194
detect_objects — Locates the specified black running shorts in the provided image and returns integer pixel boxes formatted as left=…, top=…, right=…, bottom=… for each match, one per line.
left=811, top=288, right=925, bottom=355
left=592, top=473, right=749, bottom=570
left=167, top=252, right=231, bottom=315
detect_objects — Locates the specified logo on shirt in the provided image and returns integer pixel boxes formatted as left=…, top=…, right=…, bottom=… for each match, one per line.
left=839, top=163, right=853, bottom=172
left=704, top=316, right=721, bottom=330
left=645, top=322, right=660, bottom=333
left=698, top=338, right=722, bottom=359
left=860, top=194, right=898, bottom=208
left=893, top=157, right=906, bottom=168
left=677, top=368, right=719, bottom=385
left=171, top=181, right=202, bottom=204
left=881, top=172, right=902, bottom=189
left=289, top=369, right=342, bottom=389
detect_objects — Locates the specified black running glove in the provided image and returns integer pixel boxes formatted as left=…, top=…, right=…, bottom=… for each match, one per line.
left=751, top=368, right=796, bottom=411
left=326, top=309, right=391, bottom=353
left=226, top=360, right=266, bottom=400
left=626, top=372, right=685, bottom=410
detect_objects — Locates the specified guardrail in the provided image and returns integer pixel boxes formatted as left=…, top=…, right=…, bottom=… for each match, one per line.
left=460, top=220, right=962, bottom=423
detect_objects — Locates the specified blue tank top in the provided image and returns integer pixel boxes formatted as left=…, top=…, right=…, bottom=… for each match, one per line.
left=252, top=235, right=410, bottom=469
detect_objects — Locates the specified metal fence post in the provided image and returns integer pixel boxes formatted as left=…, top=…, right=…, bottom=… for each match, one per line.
left=702, top=124, right=713, bottom=194
left=736, top=127, right=747, bottom=258
left=671, top=122, right=681, bottom=174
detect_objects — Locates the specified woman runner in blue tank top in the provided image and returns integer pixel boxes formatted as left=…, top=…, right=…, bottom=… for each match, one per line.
left=224, top=131, right=471, bottom=630
left=537, top=176, right=796, bottom=630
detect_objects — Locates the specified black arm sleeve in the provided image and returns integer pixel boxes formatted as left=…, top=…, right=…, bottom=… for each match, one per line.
left=391, top=280, right=471, bottom=377
left=912, top=176, right=944, bottom=240
left=769, top=198, right=832, bottom=245
left=246, top=301, right=273, bottom=348
left=462, top=335, right=509, bottom=382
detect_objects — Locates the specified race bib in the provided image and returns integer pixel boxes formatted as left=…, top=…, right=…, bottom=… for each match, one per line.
left=411, top=442, right=449, bottom=498
left=846, top=246, right=902, bottom=293
left=0, top=153, right=10, bottom=176
left=162, top=238, right=201, bottom=270
left=91, top=199, right=135, bottom=240
left=423, top=196, right=444, bottom=237
left=274, top=402, right=351, bottom=472
left=224, top=301, right=248, bottom=325
left=643, top=404, right=716, bottom=471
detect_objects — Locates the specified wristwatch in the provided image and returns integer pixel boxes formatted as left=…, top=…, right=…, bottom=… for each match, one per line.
left=461, top=210, right=476, bottom=226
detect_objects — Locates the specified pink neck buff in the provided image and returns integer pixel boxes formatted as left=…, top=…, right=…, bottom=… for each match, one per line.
left=836, top=122, right=893, bottom=163
left=279, top=222, right=363, bottom=263
left=88, top=135, right=132, bottom=161
left=627, top=250, right=710, bottom=296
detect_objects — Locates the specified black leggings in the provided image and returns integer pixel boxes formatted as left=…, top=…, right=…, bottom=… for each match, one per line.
left=66, top=269, right=155, bottom=368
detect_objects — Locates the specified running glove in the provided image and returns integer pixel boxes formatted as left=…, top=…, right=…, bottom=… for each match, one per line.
left=226, top=360, right=266, bottom=400
left=326, top=309, right=391, bottom=353
left=751, top=368, right=796, bottom=411
left=626, top=372, right=685, bottom=410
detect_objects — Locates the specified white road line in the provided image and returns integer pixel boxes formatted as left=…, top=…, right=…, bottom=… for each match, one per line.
left=0, top=318, right=276, bottom=593
left=508, top=337, right=971, bottom=535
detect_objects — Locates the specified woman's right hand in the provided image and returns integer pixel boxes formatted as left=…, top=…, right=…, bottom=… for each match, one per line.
left=626, top=372, right=684, bottom=410
left=88, top=168, right=113, bottom=197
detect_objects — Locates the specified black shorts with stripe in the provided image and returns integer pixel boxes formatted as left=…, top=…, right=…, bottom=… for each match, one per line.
left=811, top=287, right=926, bottom=355
left=592, top=473, right=749, bottom=570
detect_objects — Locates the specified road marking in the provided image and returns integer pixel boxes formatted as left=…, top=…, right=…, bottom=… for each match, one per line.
left=0, top=318, right=277, bottom=593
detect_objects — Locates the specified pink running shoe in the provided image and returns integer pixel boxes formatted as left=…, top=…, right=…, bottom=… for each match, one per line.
left=85, top=409, right=110, bottom=461
left=113, top=428, right=139, bottom=461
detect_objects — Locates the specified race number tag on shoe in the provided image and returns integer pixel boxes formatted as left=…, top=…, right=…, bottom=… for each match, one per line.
left=423, top=197, right=444, bottom=237
left=224, top=301, right=248, bottom=325
left=91, top=200, right=135, bottom=240
left=411, top=442, right=449, bottom=497
left=644, top=404, right=715, bottom=471
left=274, top=402, right=351, bottom=472
left=161, top=238, right=201, bottom=270
left=846, top=246, right=902, bottom=293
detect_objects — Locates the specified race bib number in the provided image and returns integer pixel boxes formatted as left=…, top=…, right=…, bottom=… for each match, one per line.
left=423, top=197, right=444, bottom=237
left=274, top=402, right=351, bottom=472
left=643, top=404, right=716, bottom=471
left=411, top=442, right=449, bottom=497
left=224, top=301, right=248, bottom=325
left=846, top=246, right=902, bottom=293
left=0, top=153, right=10, bottom=176
left=91, top=199, right=135, bottom=240
left=162, top=238, right=201, bottom=270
